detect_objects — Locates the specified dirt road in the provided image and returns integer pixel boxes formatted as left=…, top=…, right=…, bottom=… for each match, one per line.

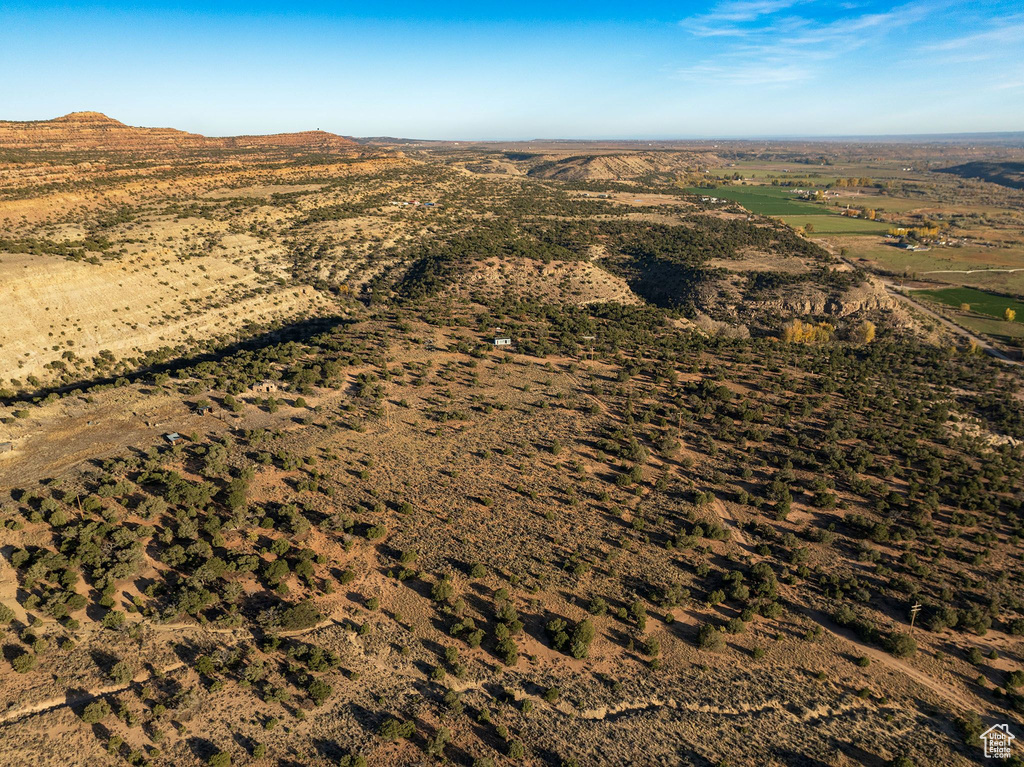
left=798, top=608, right=970, bottom=713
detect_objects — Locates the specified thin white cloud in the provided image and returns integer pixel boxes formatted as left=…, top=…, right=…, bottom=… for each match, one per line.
left=929, top=18, right=1024, bottom=50
left=681, top=0, right=810, bottom=37
left=742, top=2, right=932, bottom=53
left=677, top=1, right=942, bottom=86
left=704, top=0, right=806, bottom=23
left=675, top=62, right=813, bottom=85
left=990, top=71, right=1024, bottom=91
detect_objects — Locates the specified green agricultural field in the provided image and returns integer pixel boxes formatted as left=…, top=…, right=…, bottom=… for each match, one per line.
left=780, top=214, right=890, bottom=235
left=687, top=185, right=827, bottom=216
left=841, top=241, right=1024, bottom=292
left=717, top=160, right=919, bottom=181
left=690, top=185, right=894, bottom=235
left=958, top=314, right=1024, bottom=341
left=828, top=194, right=1014, bottom=216
left=913, top=286, right=1024, bottom=323
left=942, top=269, right=1024, bottom=296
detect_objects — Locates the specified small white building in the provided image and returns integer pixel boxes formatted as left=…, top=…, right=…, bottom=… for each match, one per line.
left=492, top=337, right=512, bottom=347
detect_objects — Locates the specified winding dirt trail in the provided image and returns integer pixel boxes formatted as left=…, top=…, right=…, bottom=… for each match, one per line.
left=711, top=498, right=750, bottom=548
left=922, top=268, right=1024, bottom=275
left=0, top=662, right=187, bottom=727
left=798, top=608, right=969, bottom=712
left=0, top=614, right=346, bottom=728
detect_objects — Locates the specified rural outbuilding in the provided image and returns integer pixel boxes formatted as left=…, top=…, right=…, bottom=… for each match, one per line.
left=492, top=337, right=512, bottom=347
left=164, top=432, right=182, bottom=444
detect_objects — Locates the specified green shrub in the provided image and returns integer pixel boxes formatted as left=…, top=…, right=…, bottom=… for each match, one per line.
left=570, top=618, right=596, bottom=659
left=81, top=699, right=112, bottom=724
left=697, top=623, right=724, bottom=651
left=12, top=652, right=36, bottom=673
left=378, top=717, right=415, bottom=741
left=277, top=601, right=321, bottom=630
left=308, top=678, right=333, bottom=705
left=110, top=661, right=134, bottom=684
left=101, top=610, right=126, bottom=630
left=885, top=632, right=917, bottom=659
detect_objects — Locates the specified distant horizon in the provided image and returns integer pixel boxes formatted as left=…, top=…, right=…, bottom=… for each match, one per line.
left=2, top=0, right=1022, bottom=139
left=354, top=131, right=1024, bottom=143
left=7, top=110, right=1024, bottom=146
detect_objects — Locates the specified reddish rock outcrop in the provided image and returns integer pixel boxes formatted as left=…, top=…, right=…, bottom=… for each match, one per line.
left=0, top=111, right=359, bottom=154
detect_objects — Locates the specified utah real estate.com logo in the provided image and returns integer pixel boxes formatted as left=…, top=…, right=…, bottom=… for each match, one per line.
left=981, top=724, right=1016, bottom=760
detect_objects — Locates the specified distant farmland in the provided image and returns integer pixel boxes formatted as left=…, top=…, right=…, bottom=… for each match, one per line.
left=687, top=185, right=824, bottom=216
left=914, top=286, right=1024, bottom=322
left=691, top=184, right=883, bottom=236
left=779, top=214, right=889, bottom=235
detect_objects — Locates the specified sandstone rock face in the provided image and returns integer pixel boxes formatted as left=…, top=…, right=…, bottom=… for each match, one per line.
left=748, top=281, right=897, bottom=319
left=0, top=111, right=359, bottom=154
left=695, top=274, right=909, bottom=328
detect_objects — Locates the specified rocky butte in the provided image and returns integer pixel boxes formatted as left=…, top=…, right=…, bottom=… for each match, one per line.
left=0, top=111, right=360, bottom=154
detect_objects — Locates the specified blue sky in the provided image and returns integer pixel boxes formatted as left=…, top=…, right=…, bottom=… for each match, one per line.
left=1, top=1, right=1021, bottom=139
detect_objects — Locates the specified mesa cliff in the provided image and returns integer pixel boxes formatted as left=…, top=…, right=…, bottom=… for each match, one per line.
left=0, top=111, right=359, bottom=154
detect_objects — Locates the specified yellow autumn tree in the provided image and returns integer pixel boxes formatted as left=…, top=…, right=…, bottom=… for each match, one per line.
left=781, top=319, right=835, bottom=345
left=1006, top=308, right=1017, bottom=322
left=851, top=320, right=876, bottom=345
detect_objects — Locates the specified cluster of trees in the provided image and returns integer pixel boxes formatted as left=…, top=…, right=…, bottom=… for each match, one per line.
left=0, top=234, right=111, bottom=262
left=781, top=319, right=836, bottom=345
left=833, top=177, right=876, bottom=188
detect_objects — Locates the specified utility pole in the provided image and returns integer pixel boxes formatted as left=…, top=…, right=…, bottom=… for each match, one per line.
left=909, top=602, right=921, bottom=631
left=582, top=335, right=596, bottom=362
